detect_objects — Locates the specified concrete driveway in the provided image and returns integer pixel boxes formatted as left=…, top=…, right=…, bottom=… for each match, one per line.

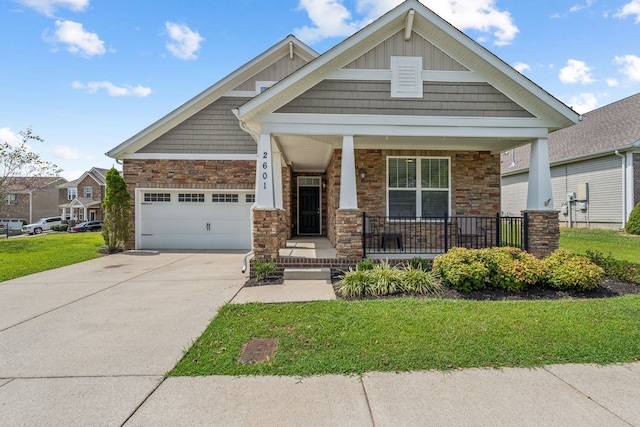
left=0, top=251, right=247, bottom=426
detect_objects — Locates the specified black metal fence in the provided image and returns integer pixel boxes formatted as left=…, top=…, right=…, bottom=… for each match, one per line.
left=363, top=213, right=528, bottom=256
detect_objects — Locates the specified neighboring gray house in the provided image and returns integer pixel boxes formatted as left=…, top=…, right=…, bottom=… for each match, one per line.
left=107, top=0, right=579, bottom=259
left=1, top=177, right=67, bottom=226
left=501, top=93, right=640, bottom=229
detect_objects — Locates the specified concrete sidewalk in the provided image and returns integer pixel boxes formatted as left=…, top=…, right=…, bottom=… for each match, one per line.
left=1, top=252, right=639, bottom=426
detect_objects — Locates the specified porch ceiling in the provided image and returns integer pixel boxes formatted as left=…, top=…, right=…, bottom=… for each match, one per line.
left=275, top=133, right=532, bottom=172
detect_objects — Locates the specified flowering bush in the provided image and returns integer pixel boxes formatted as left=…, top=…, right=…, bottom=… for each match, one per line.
left=433, top=247, right=488, bottom=291
left=481, top=247, right=544, bottom=292
left=542, top=249, right=604, bottom=291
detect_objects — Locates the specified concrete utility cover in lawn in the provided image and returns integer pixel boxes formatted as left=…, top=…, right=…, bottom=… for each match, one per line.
left=239, top=338, right=278, bottom=364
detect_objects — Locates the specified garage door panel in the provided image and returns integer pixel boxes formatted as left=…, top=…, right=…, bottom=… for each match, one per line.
left=138, top=191, right=253, bottom=250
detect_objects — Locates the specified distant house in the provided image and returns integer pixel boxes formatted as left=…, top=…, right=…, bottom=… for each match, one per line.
left=58, top=167, right=109, bottom=222
left=501, top=93, right=640, bottom=229
left=1, top=177, right=67, bottom=226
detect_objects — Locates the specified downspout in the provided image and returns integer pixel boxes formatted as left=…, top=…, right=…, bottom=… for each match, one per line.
left=614, top=150, right=626, bottom=229
left=238, top=119, right=259, bottom=273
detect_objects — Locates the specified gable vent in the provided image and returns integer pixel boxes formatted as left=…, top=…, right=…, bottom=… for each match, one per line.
left=391, top=56, right=423, bottom=98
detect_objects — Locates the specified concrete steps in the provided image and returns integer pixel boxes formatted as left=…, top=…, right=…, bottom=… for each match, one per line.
left=283, top=267, right=331, bottom=282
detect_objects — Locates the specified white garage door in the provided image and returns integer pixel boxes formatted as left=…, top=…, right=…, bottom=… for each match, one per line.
left=138, top=191, right=254, bottom=250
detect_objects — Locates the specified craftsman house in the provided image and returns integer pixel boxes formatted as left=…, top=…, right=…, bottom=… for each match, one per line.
left=107, top=0, right=579, bottom=260
left=502, top=93, right=640, bottom=230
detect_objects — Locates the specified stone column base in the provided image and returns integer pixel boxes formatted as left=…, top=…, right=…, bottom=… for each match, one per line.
left=253, top=208, right=285, bottom=260
left=335, top=209, right=363, bottom=259
left=523, top=210, right=559, bottom=259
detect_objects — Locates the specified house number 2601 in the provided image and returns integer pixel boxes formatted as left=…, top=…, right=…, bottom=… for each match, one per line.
left=262, top=152, right=268, bottom=189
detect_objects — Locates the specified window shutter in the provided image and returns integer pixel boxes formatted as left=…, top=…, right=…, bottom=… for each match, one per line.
left=391, top=56, right=423, bottom=98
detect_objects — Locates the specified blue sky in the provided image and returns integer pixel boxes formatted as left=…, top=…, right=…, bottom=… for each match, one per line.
left=1, top=0, right=640, bottom=180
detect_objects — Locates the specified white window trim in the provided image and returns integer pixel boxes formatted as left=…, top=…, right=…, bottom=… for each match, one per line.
left=390, top=56, right=423, bottom=98
left=68, top=188, right=77, bottom=200
left=5, top=194, right=17, bottom=205
left=386, top=156, right=451, bottom=218
left=84, top=186, right=93, bottom=198
left=255, top=80, right=278, bottom=94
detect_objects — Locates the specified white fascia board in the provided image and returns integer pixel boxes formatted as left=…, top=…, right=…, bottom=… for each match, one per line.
left=262, top=113, right=552, bottom=129
left=121, top=153, right=257, bottom=161
left=327, top=69, right=484, bottom=82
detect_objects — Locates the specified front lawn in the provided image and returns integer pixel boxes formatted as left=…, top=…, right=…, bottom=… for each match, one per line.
left=560, top=228, right=640, bottom=263
left=0, top=233, right=105, bottom=282
left=170, top=296, right=640, bottom=376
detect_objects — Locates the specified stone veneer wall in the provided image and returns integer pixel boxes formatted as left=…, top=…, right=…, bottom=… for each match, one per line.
left=282, top=165, right=292, bottom=240
left=335, top=209, right=363, bottom=258
left=523, top=210, right=560, bottom=258
left=326, top=151, right=340, bottom=246
left=123, top=159, right=256, bottom=249
left=252, top=208, right=284, bottom=260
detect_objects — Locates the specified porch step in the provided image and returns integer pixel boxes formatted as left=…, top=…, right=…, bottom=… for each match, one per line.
left=283, top=267, right=331, bottom=281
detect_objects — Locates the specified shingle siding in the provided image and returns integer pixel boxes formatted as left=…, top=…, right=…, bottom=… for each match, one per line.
left=277, top=80, right=532, bottom=118
left=345, top=30, right=468, bottom=71
left=139, top=97, right=255, bottom=154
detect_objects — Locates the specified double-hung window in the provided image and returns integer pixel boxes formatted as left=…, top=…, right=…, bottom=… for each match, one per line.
left=387, top=157, right=450, bottom=217
left=68, top=188, right=77, bottom=200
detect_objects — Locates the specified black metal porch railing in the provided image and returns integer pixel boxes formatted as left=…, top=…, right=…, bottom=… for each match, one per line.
left=362, top=213, right=528, bottom=256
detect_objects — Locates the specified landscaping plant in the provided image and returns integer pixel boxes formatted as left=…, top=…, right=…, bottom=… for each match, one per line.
left=481, top=247, right=543, bottom=292
left=432, top=247, right=488, bottom=291
left=542, top=249, right=604, bottom=292
left=253, top=260, right=276, bottom=282
left=585, top=250, right=640, bottom=283
left=625, top=202, right=640, bottom=235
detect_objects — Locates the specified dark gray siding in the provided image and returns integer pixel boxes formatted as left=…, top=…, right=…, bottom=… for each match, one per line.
left=277, top=80, right=533, bottom=118
left=345, top=30, right=468, bottom=71
left=139, top=97, right=255, bottom=154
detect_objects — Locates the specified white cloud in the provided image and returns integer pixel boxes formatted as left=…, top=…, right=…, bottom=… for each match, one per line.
left=72, top=81, right=152, bottom=97
left=13, top=0, right=88, bottom=17
left=606, top=78, right=620, bottom=87
left=51, top=19, right=105, bottom=57
left=0, top=128, right=23, bottom=147
left=294, top=0, right=519, bottom=46
left=567, top=93, right=599, bottom=114
left=569, top=0, right=594, bottom=13
left=615, top=0, right=640, bottom=23
left=513, top=62, right=530, bottom=73
left=53, top=145, right=94, bottom=161
left=559, top=59, right=595, bottom=84
left=614, top=54, right=640, bottom=81
left=165, top=22, right=204, bottom=60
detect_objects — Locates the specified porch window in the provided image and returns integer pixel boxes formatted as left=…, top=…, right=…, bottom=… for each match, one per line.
left=387, top=157, right=450, bottom=217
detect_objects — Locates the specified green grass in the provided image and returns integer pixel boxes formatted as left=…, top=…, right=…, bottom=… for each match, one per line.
left=0, top=233, right=105, bottom=281
left=560, top=228, right=640, bottom=263
left=170, top=296, right=640, bottom=376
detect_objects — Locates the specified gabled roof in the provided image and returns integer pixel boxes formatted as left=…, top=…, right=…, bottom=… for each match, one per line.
left=106, top=36, right=318, bottom=159
left=502, top=93, right=640, bottom=174
left=2, top=176, right=66, bottom=193
left=59, top=167, right=111, bottom=188
left=235, top=0, right=579, bottom=130
left=59, top=197, right=102, bottom=209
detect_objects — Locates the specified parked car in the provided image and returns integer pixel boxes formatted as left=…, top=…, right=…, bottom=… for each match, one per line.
left=22, top=216, right=63, bottom=234
left=72, top=221, right=103, bottom=232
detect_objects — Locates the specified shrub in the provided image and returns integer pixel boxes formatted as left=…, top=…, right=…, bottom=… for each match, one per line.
left=337, top=268, right=373, bottom=297
left=401, top=264, right=442, bottom=295
left=625, top=202, right=640, bottom=235
left=368, top=261, right=403, bottom=296
left=585, top=250, right=640, bottom=283
left=356, top=258, right=375, bottom=271
left=50, top=224, right=68, bottom=232
left=409, top=256, right=430, bottom=271
left=433, top=247, right=488, bottom=292
left=253, top=260, right=276, bottom=282
left=482, top=247, right=543, bottom=292
left=542, top=249, right=604, bottom=291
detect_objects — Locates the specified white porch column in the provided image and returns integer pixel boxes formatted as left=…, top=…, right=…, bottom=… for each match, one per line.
left=83, top=207, right=88, bottom=221
left=339, top=135, right=358, bottom=209
left=527, top=137, right=554, bottom=210
left=256, top=133, right=275, bottom=208
left=61, top=207, right=66, bottom=222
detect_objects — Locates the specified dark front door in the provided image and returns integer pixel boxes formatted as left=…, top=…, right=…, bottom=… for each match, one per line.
left=299, top=186, right=321, bottom=234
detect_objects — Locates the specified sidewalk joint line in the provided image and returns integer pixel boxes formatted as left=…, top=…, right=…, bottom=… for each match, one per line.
left=359, top=375, right=377, bottom=427
left=120, top=377, right=166, bottom=427
left=542, top=366, right=635, bottom=426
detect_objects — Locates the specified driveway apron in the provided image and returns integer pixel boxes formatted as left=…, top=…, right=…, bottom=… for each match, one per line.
left=0, top=251, right=246, bottom=426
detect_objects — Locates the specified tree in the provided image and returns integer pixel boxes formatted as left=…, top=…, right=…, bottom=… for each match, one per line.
left=0, top=128, right=61, bottom=217
left=102, top=167, right=130, bottom=252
